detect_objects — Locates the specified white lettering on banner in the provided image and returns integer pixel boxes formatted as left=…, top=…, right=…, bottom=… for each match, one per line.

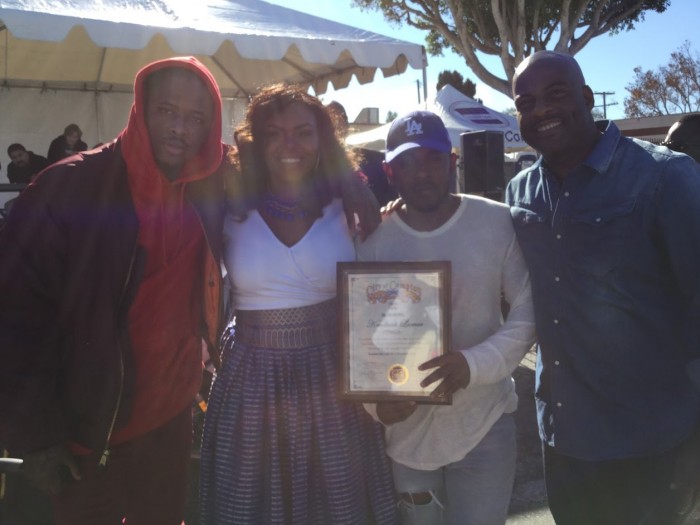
left=405, top=120, right=423, bottom=137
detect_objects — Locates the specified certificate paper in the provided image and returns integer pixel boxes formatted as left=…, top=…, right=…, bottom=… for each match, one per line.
left=337, top=261, right=451, bottom=404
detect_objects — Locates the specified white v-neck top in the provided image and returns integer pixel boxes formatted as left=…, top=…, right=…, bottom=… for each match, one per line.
left=223, top=199, right=355, bottom=310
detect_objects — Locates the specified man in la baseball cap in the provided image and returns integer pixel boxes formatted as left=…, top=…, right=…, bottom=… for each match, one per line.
left=385, top=110, right=452, bottom=163
left=358, top=108, right=535, bottom=524
left=381, top=110, right=455, bottom=215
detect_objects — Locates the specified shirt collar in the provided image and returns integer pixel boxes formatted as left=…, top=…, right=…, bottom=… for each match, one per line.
left=531, top=120, right=622, bottom=184
left=581, top=120, right=621, bottom=175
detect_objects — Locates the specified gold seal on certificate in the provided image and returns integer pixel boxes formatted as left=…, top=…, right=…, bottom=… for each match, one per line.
left=387, top=364, right=409, bottom=385
left=337, top=261, right=452, bottom=404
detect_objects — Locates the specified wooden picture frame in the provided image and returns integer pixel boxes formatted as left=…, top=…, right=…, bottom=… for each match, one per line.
left=337, top=261, right=452, bottom=404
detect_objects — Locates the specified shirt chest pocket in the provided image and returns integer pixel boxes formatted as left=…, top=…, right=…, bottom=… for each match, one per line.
left=510, top=206, right=550, bottom=266
left=567, top=200, right=636, bottom=277
left=512, top=207, right=547, bottom=226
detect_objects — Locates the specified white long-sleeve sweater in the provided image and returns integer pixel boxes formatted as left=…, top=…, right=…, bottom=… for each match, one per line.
left=357, top=194, right=536, bottom=470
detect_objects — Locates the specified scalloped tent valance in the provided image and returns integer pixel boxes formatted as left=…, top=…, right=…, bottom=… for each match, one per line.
left=0, top=0, right=426, bottom=97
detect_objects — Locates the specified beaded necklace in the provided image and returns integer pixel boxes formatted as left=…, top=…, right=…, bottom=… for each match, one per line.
left=260, top=194, right=310, bottom=221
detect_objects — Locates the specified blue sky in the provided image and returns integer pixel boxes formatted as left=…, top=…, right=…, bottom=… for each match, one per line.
left=266, top=0, right=699, bottom=123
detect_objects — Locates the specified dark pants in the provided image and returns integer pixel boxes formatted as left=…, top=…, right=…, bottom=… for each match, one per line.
left=543, top=443, right=681, bottom=525
left=52, top=408, right=192, bottom=525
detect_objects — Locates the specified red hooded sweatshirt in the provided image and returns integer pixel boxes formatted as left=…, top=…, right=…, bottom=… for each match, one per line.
left=109, top=57, right=223, bottom=444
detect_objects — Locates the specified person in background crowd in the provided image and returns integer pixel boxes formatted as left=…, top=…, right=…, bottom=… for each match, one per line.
left=47, top=123, right=88, bottom=164
left=506, top=50, right=700, bottom=525
left=326, top=100, right=398, bottom=206
left=358, top=110, right=535, bottom=525
left=357, top=146, right=398, bottom=206
left=200, top=83, right=397, bottom=525
left=327, top=100, right=350, bottom=138
left=662, top=113, right=700, bottom=163
left=6, top=143, right=49, bottom=184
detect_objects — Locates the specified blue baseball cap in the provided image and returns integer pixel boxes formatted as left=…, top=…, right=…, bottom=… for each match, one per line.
left=385, top=110, right=452, bottom=163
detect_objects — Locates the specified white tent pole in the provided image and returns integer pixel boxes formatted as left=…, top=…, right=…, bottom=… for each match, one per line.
left=94, top=91, right=102, bottom=145
left=2, top=28, right=8, bottom=80
left=421, top=46, right=428, bottom=109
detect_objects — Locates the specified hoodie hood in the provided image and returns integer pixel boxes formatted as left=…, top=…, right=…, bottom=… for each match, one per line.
left=120, top=56, right=224, bottom=267
left=121, top=56, right=223, bottom=184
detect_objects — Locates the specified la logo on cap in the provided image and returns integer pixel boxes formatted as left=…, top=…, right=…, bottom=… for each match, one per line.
left=405, top=119, right=423, bottom=137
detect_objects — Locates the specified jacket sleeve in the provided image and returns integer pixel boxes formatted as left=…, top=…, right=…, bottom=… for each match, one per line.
left=46, top=137, right=63, bottom=165
left=0, top=177, right=69, bottom=454
left=6, top=164, right=19, bottom=184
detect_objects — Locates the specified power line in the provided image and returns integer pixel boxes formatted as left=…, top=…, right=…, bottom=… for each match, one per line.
left=594, top=91, right=618, bottom=119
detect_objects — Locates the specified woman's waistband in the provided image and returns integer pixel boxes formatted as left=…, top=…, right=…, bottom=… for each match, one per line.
left=234, top=299, right=336, bottom=349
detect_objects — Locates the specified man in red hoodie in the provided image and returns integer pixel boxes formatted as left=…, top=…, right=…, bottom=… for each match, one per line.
left=0, top=57, right=227, bottom=524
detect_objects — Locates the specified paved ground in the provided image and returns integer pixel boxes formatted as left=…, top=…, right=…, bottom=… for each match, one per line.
left=508, top=507, right=556, bottom=525
left=507, top=348, right=555, bottom=524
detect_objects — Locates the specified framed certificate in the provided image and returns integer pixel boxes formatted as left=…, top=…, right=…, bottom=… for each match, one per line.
left=337, top=261, right=452, bottom=404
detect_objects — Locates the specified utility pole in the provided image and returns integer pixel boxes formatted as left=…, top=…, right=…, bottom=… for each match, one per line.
left=594, top=91, right=618, bottom=119
left=416, top=79, right=421, bottom=105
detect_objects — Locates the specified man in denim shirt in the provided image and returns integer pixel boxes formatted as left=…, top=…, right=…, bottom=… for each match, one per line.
left=505, top=50, right=700, bottom=525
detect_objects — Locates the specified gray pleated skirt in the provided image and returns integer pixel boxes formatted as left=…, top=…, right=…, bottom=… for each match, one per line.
left=200, top=299, right=399, bottom=524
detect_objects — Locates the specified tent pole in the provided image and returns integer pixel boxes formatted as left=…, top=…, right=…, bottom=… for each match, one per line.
left=422, top=46, right=428, bottom=109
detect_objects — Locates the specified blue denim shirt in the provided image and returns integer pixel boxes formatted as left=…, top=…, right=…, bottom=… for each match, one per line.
left=506, top=121, right=700, bottom=460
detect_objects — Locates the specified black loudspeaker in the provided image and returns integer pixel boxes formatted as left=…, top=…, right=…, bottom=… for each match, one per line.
left=460, top=131, right=505, bottom=197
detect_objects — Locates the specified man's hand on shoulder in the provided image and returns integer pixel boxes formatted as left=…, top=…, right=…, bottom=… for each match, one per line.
left=380, top=197, right=404, bottom=217
left=340, top=171, right=380, bottom=240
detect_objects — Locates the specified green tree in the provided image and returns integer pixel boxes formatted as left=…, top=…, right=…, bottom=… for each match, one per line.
left=352, top=0, right=669, bottom=99
left=624, top=40, right=700, bottom=117
left=436, top=70, right=476, bottom=98
left=386, top=110, right=398, bottom=122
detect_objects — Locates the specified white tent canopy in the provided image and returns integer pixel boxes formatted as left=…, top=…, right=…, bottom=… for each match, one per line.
left=0, top=0, right=425, bottom=97
left=0, top=0, right=426, bottom=179
left=346, top=85, right=527, bottom=153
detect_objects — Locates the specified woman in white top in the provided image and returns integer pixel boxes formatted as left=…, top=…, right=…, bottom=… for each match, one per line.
left=199, top=84, right=398, bottom=525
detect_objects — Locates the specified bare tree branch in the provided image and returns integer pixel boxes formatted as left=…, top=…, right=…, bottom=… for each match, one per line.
left=352, top=0, right=669, bottom=99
